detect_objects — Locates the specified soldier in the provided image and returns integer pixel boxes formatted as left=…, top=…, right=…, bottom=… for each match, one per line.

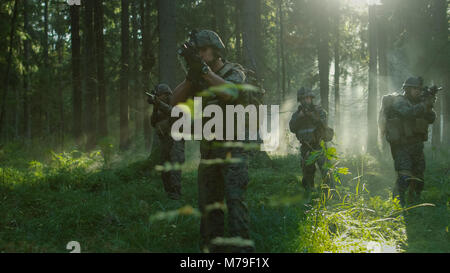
left=289, top=87, right=333, bottom=191
left=171, top=30, right=253, bottom=253
left=378, top=77, right=436, bottom=206
left=148, top=83, right=185, bottom=200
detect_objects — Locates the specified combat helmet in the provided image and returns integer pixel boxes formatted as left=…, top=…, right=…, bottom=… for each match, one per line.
left=155, top=83, right=172, bottom=96
left=297, top=87, right=315, bottom=102
left=402, top=77, right=423, bottom=89
left=191, top=29, right=225, bottom=56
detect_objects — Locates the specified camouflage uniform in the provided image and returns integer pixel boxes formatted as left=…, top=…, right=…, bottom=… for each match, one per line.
left=289, top=88, right=331, bottom=190
left=379, top=77, right=436, bottom=205
left=196, top=61, right=252, bottom=253
left=150, top=84, right=185, bottom=200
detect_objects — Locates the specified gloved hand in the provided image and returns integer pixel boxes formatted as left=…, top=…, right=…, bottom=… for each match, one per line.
left=147, top=94, right=155, bottom=104
left=186, top=61, right=210, bottom=82
left=423, top=95, right=436, bottom=109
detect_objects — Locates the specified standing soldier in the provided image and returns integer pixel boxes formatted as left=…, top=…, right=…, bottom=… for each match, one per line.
left=289, top=87, right=334, bottom=191
left=171, top=30, right=253, bottom=253
left=378, top=77, right=437, bottom=206
left=148, top=84, right=185, bottom=200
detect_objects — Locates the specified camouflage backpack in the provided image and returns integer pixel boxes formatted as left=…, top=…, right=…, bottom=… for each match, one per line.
left=378, top=92, right=402, bottom=141
left=216, top=62, right=265, bottom=106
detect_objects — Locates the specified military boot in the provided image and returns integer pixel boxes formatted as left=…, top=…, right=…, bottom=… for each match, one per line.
left=411, top=179, right=424, bottom=203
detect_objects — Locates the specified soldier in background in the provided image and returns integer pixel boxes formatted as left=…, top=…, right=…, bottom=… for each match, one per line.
left=148, top=84, right=185, bottom=200
left=378, top=77, right=436, bottom=206
left=289, top=87, right=334, bottom=191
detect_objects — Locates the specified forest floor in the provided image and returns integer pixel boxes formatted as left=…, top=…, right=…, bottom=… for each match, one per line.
left=0, top=139, right=448, bottom=253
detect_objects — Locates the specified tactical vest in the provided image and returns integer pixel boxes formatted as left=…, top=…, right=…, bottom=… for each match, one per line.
left=381, top=94, right=429, bottom=144
left=294, top=106, right=322, bottom=144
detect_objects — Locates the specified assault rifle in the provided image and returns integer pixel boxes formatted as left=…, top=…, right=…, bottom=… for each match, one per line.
left=144, top=90, right=172, bottom=115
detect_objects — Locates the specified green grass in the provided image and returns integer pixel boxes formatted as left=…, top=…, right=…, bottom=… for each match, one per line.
left=0, top=140, right=448, bottom=253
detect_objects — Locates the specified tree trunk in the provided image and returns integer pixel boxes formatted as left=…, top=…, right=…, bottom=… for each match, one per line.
left=234, top=0, right=242, bottom=62
left=377, top=4, right=389, bottom=97
left=70, top=4, right=82, bottom=143
left=95, top=0, right=108, bottom=139
left=0, top=0, right=18, bottom=138
left=431, top=0, right=448, bottom=145
left=22, top=0, right=31, bottom=139
left=55, top=5, right=65, bottom=149
left=120, top=0, right=130, bottom=150
left=157, top=0, right=176, bottom=89
left=317, top=0, right=330, bottom=113
left=85, top=0, right=97, bottom=150
left=333, top=1, right=340, bottom=139
left=141, top=0, right=154, bottom=150
left=131, top=0, right=142, bottom=138
left=215, top=0, right=226, bottom=39
left=241, top=0, right=261, bottom=76
left=367, top=5, right=378, bottom=153
left=278, top=0, right=286, bottom=102
left=43, top=0, right=50, bottom=137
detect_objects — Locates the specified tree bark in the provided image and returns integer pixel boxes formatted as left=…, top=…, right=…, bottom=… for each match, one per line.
left=377, top=4, right=389, bottom=98
left=0, top=0, right=18, bottom=138
left=234, top=0, right=242, bottom=62
left=22, top=0, right=31, bottom=139
left=367, top=5, right=378, bottom=153
left=94, top=0, right=108, bottom=139
left=431, top=0, right=448, bottom=145
left=157, top=0, right=176, bottom=89
left=70, top=4, right=82, bottom=143
left=317, top=0, right=330, bottom=113
left=120, top=0, right=130, bottom=150
left=131, top=0, right=142, bottom=138
left=85, top=0, right=97, bottom=150
left=333, top=1, right=341, bottom=139
left=278, top=0, right=286, bottom=101
left=141, top=0, right=154, bottom=150
left=43, top=0, right=50, bottom=136
left=241, top=0, right=261, bottom=77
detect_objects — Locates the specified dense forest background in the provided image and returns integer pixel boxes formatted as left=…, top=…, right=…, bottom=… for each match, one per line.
left=0, top=0, right=448, bottom=153
left=0, top=0, right=449, bottom=253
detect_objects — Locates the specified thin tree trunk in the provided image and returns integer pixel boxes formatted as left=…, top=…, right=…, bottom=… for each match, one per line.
left=367, top=5, right=378, bottom=153
left=334, top=2, right=340, bottom=139
left=43, top=0, right=50, bottom=137
left=157, top=0, right=176, bottom=89
left=70, top=4, right=82, bottom=143
left=215, top=0, right=225, bottom=39
left=131, top=0, right=141, bottom=138
left=377, top=4, right=389, bottom=97
left=431, top=0, right=448, bottom=145
left=317, top=0, right=330, bottom=113
left=55, top=6, right=65, bottom=149
left=241, top=0, right=257, bottom=73
left=0, top=0, right=19, bottom=138
left=141, top=0, right=154, bottom=150
left=234, top=0, right=242, bottom=61
left=279, top=0, right=286, bottom=101
left=85, top=0, right=97, bottom=150
left=22, top=0, right=30, bottom=139
left=95, top=0, right=108, bottom=139
left=120, top=0, right=130, bottom=150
